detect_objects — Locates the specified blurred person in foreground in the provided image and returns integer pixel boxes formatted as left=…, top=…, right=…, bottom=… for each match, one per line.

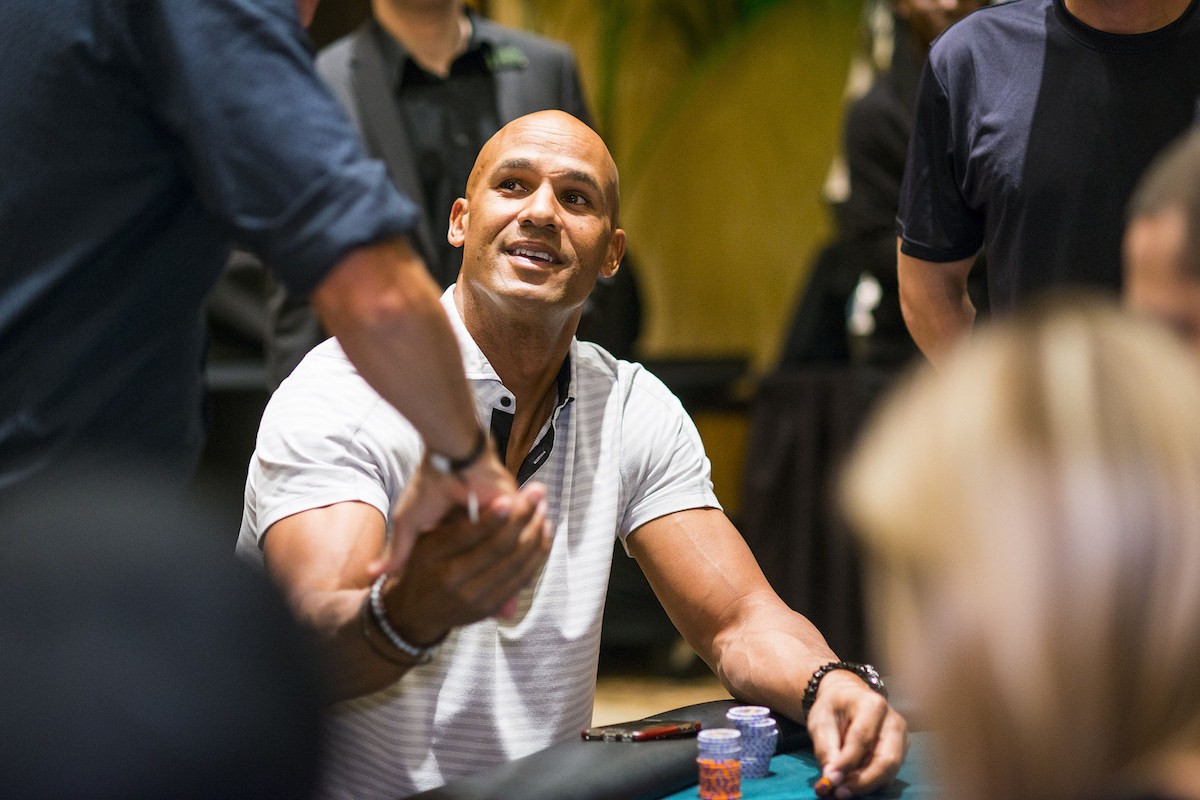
left=0, top=462, right=326, bottom=799
left=841, top=297, right=1200, bottom=800
left=1125, top=127, right=1200, bottom=358
left=240, top=110, right=907, bottom=799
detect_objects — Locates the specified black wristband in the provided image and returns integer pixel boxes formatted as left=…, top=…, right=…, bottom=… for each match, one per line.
left=428, top=426, right=488, bottom=476
left=802, top=661, right=887, bottom=717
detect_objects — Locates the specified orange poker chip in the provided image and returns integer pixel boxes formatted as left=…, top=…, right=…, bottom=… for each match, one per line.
left=698, top=757, right=742, bottom=800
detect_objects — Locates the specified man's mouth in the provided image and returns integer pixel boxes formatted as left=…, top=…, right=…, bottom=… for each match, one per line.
left=506, top=243, right=559, bottom=265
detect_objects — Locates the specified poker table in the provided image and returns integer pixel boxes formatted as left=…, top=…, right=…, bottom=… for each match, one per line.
left=409, top=699, right=934, bottom=800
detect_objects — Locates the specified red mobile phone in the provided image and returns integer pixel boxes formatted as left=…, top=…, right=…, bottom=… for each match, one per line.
left=581, top=718, right=702, bottom=742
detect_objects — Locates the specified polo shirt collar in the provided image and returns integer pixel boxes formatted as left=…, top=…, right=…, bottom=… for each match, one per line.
left=441, top=287, right=574, bottom=485
left=440, top=286, right=576, bottom=405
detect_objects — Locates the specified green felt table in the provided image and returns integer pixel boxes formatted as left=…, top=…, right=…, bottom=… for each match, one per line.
left=660, top=731, right=936, bottom=799
left=410, top=700, right=936, bottom=800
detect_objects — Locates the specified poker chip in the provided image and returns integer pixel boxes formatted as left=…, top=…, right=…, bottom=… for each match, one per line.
left=697, top=729, right=742, bottom=800
left=697, top=758, right=742, bottom=799
left=725, top=706, right=778, bottom=779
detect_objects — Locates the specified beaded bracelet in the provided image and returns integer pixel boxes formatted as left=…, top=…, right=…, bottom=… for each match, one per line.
left=359, top=595, right=414, bottom=667
left=366, top=574, right=443, bottom=665
left=801, top=661, right=887, bottom=717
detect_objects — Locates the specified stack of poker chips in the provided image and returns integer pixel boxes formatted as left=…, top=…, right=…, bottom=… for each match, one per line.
left=725, top=705, right=779, bottom=779
left=696, top=728, right=742, bottom=800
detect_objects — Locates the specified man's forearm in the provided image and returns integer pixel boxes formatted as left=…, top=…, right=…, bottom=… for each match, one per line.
left=262, top=500, right=428, bottom=701
left=710, top=595, right=839, bottom=723
left=897, top=245, right=976, bottom=369
left=287, top=587, right=421, bottom=700
left=312, top=236, right=480, bottom=461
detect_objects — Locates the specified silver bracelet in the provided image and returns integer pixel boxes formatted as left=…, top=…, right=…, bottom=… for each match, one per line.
left=368, top=574, right=443, bottom=665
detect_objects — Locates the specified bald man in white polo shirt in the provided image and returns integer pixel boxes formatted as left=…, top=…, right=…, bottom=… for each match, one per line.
left=238, top=111, right=907, bottom=800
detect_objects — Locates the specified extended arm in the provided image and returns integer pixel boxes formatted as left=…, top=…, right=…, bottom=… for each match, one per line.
left=629, top=508, right=907, bottom=797
left=311, top=236, right=514, bottom=512
left=263, top=500, right=401, bottom=698
left=897, top=243, right=976, bottom=368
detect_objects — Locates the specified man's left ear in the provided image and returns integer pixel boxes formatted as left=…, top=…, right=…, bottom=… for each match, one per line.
left=602, top=229, right=626, bottom=279
left=447, top=198, right=469, bottom=247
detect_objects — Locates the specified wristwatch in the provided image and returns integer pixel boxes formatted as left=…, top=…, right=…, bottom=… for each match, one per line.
left=802, top=661, right=887, bottom=716
left=428, top=426, right=488, bottom=476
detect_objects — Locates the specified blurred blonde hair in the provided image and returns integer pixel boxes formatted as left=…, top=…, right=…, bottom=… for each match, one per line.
left=841, top=297, right=1200, bottom=800
left=1127, top=127, right=1200, bottom=278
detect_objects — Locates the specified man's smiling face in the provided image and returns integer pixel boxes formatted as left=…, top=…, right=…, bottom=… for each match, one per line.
left=448, top=111, right=625, bottom=319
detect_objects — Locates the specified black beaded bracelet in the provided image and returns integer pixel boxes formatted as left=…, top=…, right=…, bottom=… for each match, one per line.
left=801, top=661, right=887, bottom=717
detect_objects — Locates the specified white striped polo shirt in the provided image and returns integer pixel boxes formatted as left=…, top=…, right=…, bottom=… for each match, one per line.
left=238, top=286, right=721, bottom=798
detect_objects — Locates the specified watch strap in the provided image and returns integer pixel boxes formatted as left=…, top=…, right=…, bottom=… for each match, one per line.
left=428, top=426, right=488, bottom=476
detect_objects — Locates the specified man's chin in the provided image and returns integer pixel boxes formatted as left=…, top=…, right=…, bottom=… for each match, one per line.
left=487, top=281, right=587, bottom=317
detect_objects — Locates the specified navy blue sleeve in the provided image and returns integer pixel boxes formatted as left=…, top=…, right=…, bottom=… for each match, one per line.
left=118, top=0, right=419, bottom=295
left=896, top=57, right=985, bottom=263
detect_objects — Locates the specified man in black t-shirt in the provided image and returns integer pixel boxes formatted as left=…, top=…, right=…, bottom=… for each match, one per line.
left=831, top=0, right=985, bottom=367
left=896, top=0, right=1200, bottom=367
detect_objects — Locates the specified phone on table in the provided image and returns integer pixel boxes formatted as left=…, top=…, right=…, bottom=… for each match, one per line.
left=581, top=718, right=702, bottom=742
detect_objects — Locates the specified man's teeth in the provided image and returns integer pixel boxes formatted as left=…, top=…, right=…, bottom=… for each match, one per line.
left=512, top=247, right=552, bottom=262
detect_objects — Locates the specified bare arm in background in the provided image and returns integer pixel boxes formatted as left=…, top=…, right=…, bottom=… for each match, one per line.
left=897, top=243, right=976, bottom=368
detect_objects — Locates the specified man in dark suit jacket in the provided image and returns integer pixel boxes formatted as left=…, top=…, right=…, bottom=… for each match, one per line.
left=265, top=0, right=642, bottom=387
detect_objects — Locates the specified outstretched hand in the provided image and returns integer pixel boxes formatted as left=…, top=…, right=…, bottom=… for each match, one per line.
left=370, top=447, right=516, bottom=578
left=378, top=481, right=553, bottom=646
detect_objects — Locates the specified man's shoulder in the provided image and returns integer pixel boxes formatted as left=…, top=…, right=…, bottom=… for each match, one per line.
left=931, top=0, right=1048, bottom=66
left=267, top=338, right=383, bottom=421
left=473, top=15, right=576, bottom=63
left=572, top=340, right=631, bottom=392
left=572, top=342, right=686, bottom=414
left=315, top=24, right=367, bottom=77
left=257, top=338, right=419, bottom=477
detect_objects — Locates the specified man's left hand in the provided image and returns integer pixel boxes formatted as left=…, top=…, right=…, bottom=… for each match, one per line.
left=806, top=670, right=909, bottom=798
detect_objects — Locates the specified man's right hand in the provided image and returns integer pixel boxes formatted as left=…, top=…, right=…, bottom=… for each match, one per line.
left=377, top=481, right=552, bottom=645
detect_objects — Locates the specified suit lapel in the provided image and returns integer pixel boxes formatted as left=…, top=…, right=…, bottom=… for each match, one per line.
left=349, top=29, right=437, bottom=262
left=474, top=17, right=529, bottom=125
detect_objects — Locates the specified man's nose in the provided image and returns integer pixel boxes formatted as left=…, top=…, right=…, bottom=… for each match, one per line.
left=518, top=182, right=560, bottom=229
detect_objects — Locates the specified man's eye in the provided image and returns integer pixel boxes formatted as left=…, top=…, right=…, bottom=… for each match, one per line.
left=563, top=192, right=589, bottom=206
left=498, top=179, right=522, bottom=191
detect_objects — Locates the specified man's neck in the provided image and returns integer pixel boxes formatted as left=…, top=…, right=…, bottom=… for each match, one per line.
left=372, top=0, right=471, bottom=78
left=1063, top=0, right=1193, bottom=34
left=456, top=290, right=578, bottom=473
